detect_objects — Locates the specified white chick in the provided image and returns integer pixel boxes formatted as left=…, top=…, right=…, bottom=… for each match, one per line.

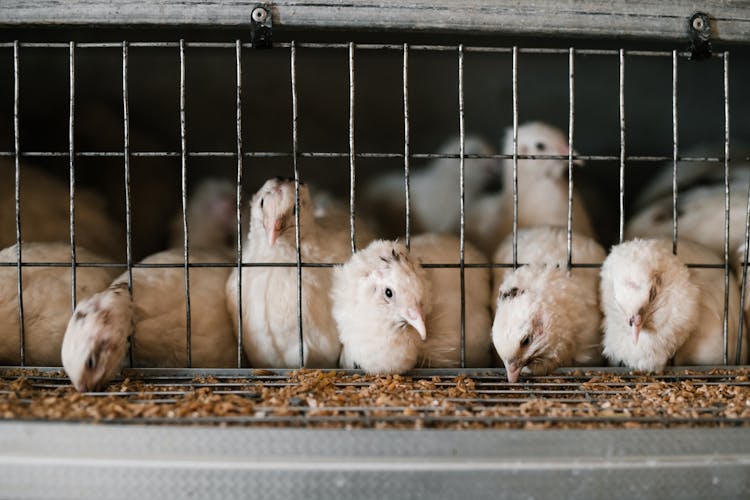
left=62, top=183, right=241, bottom=392
left=491, top=226, right=605, bottom=383
left=0, top=159, right=125, bottom=260
left=632, top=142, right=750, bottom=211
left=0, top=242, right=117, bottom=366
left=310, top=186, right=376, bottom=250
left=729, top=245, right=750, bottom=364
left=626, top=182, right=748, bottom=268
left=62, top=248, right=238, bottom=391
left=364, top=135, right=500, bottom=237
left=332, top=235, right=492, bottom=374
left=225, top=177, right=345, bottom=368
left=168, top=178, right=238, bottom=249
left=600, top=238, right=745, bottom=371
left=467, top=122, right=595, bottom=257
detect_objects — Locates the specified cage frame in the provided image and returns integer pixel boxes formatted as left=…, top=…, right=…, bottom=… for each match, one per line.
left=2, top=2, right=750, bottom=499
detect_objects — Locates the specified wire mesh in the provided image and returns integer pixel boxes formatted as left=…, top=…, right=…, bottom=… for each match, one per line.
left=0, top=367, right=748, bottom=428
left=0, top=40, right=747, bottom=424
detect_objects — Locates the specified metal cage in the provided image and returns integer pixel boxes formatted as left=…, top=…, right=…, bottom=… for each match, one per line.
left=1, top=1, right=750, bottom=499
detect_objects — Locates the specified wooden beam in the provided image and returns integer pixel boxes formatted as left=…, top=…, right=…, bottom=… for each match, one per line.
left=1, top=1, right=750, bottom=42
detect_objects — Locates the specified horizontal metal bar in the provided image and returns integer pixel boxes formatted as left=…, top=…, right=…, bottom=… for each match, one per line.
left=0, top=41, right=735, bottom=57
left=0, top=262, right=730, bottom=271
left=0, top=150, right=728, bottom=163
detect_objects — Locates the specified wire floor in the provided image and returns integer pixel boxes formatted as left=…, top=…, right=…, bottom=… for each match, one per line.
left=1, top=367, right=748, bottom=428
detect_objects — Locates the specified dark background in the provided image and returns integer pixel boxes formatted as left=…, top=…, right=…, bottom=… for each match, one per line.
left=1, top=27, right=748, bottom=258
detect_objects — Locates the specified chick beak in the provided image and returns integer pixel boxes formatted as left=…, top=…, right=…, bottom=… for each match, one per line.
left=404, top=306, right=427, bottom=341
left=505, top=361, right=521, bottom=384
left=629, top=314, right=643, bottom=344
left=73, top=379, right=90, bottom=393
left=267, top=218, right=284, bottom=246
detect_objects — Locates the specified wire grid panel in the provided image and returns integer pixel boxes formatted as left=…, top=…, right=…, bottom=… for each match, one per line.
left=1, top=367, right=748, bottom=427
left=0, top=40, right=746, bottom=374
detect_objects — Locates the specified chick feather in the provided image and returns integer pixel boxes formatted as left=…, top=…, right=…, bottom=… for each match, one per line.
left=62, top=181, right=240, bottom=392
left=332, top=234, right=492, bottom=374
left=0, top=159, right=125, bottom=260
left=364, top=135, right=500, bottom=237
left=226, top=177, right=348, bottom=368
left=600, top=238, right=745, bottom=371
left=467, top=122, right=595, bottom=256
left=491, top=226, right=605, bottom=382
left=626, top=182, right=748, bottom=269
left=0, top=242, right=117, bottom=366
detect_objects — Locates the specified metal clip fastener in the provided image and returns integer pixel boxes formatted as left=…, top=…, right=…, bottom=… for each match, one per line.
left=251, top=5, right=272, bottom=49
left=688, top=12, right=712, bottom=61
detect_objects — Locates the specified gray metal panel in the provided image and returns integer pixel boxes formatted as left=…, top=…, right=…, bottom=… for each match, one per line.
left=2, top=1, right=750, bottom=42
left=0, top=423, right=748, bottom=500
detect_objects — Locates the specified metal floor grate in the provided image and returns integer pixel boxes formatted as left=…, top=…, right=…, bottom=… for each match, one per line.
left=1, top=367, right=748, bottom=428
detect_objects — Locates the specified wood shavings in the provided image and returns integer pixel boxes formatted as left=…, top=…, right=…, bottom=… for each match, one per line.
left=0, top=368, right=748, bottom=429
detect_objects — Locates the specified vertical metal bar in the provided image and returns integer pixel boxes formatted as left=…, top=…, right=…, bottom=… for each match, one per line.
left=511, top=46, right=518, bottom=269
left=618, top=49, right=626, bottom=244
left=179, top=39, right=192, bottom=368
left=122, top=41, right=134, bottom=368
left=402, top=43, right=411, bottom=250
left=722, top=51, right=730, bottom=365
left=235, top=39, right=244, bottom=368
left=566, top=47, right=574, bottom=270
left=348, top=42, right=356, bottom=254
left=457, top=44, right=466, bottom=368
left=291, top=41, right=304, bottom=367
left=13, top=40, right=25, bottom=366
left=68, top=42, right=77, bottom=310
left=671, top=50, right=679, bottom=255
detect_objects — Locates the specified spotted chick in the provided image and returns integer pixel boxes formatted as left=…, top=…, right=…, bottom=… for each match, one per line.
left=491, top=226, right=605, bottom=383
left=0, top=242, right=117, bottom=366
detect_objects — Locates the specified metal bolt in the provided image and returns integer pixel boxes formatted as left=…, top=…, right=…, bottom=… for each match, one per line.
left=252, top=7, right=268, bottom=23
left=692, top=16, right=705, bottom=31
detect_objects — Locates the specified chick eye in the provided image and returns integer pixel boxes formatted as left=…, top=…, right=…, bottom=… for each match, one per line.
left=260, top=198, right=264, bottom=209
left=384, top=288, right=393, bottom=299
left=520, top=335, right=531, bottom=348
left=535, top=142, right=546, bottom=151
left=86, top=356, right=95, bottom=370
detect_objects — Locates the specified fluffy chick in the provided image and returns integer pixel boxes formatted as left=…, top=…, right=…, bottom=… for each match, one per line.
left=225, top=177, right=345, bottom=368
left=0, top=159, right=125, bottom=260
left=62, top=248, right=238, bottom=392
left=0, top=242, right=117, bottom=366
left=310, top=186, right=376, bottom=250
left=62, top=184, right=241, bottom=392
left=467, top=122, right=595, bottom=256
left=491, top=227, right=605, bottom=382
left=169, top=178, right=239, bottom=250
left=626, top=182, right=748, bottom=269
left=600, top=238, right=745, bottom=371
left=332, top=235, right=492, bottom=374
left=364, top=135, right=500, bottom=237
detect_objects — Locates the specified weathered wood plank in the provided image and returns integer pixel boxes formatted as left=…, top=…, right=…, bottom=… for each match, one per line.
left=1, top=0, right=750, bottom=42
